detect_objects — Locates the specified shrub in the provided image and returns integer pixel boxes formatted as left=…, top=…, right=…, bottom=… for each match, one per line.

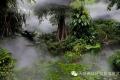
left=70, top=7, right=91, bottom=39
left=93, top=19, right=120, bottom=44
left=109, top=50, right=120, bottom=71
left=64, top=51, right=81, bottom=63
left=85, top=43, right=101, bottom=53
left=64, top=43, right=86, bottom=63
left=39, top=33, right=72, bottom=55
left=39, top=33, right=101, bottom=58
left=0, top=48, right=15, bottom=80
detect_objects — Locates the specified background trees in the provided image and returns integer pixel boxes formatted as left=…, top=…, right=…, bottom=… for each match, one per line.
left=0, top=0, right=23, bottom=38
left=108, top=0, right=120, bottom=10
left=34, top=0, right=71, bottom=41
left=34, top=0, right=92, bottom=41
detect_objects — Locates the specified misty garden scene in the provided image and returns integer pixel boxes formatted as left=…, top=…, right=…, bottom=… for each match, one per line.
left=0, top=0, right=120, bottom=80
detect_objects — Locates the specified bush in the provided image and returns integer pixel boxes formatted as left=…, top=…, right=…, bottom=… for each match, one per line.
left=93, top=19, right=120, bottom=44
left=39, top=33, right=101, bottom=58
left=70, top=6, right=91, bottom=39
left=39, top=33, right=72, bottom=55
left=109, top=50, right=120, bottom=71
left=0, top=48, right=15, bottom=80
left=64, top=51, right=82, bottom=63
left=64, top=42, right=86, bottom=63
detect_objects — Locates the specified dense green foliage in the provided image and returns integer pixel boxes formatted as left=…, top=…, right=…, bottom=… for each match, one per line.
left=39, top=18, right=120, bottom=79
left=0, top=48, right=15, bottom=80
left=70, top=7, right=91, bottom=39
left=109, top=50, right=120, bottom=72
left=0, top=0, right=120, bottom=80
left=0, top=0, right=23, bottom=38
left=93, top=19, right=120, bottom=44
left=37, top=0, right=120, bottom=78
left=39, top=1, right=102, bottom=56
left=35, top=0, right=96, bottom=41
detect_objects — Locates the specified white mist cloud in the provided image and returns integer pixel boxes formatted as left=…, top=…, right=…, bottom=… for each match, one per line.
left=87, top=2, right=120, bottom=21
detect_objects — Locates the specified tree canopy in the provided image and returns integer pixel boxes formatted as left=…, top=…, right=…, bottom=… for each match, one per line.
left=34, top=0, right=72, bottom=40
left=0, top=0, right=23, bottom=37
left=34, top=0, right=91, bottom=41
left=108, top=0, right=120, bottom=10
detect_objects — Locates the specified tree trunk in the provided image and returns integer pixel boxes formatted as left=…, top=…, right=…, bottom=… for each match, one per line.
left=57, top=15, right=68, bottom=41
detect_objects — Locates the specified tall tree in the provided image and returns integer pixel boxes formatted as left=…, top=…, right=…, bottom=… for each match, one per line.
left=0, top=0, right=23, bottom=38
left=34, top=0, right=71, bottom=41
left=34, top=0, right=91, bottom=41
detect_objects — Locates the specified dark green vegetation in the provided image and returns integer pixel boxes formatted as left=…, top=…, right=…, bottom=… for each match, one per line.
left=37, top=0, right=120, bottom=79
left=0, top=0, right=23, bottom=38
left=0, top=0, right=120, bottom=80
left=109, top=50, right=120, bottom=72
left=46, top=63, right=102, bottom=80
left=108, top=0, right=120, bottom=10
left=93, top=19, right=120, bottom=44
left=36, top=1, right=119, bottom=80
left=70, top=5, right=91, bottom=39
left=39, top=18, right=120, bottom=80
left=34, top=0, right=95, bottom=41
left=38, top=19, right=120, bottom=79
left=0, top=48, right=15, bottom=80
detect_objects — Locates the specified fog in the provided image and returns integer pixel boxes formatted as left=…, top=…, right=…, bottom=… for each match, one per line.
left=87, top=2, right=120, bottom=21
left=17, top=0, right=57, bottom=34
left=0, top=36, right=59, bottom=80
left=81, top=45, right=120, bottom=72
left=17, top=0, right=120, bottom=34
left=0, top=0, right=119, bottom=79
